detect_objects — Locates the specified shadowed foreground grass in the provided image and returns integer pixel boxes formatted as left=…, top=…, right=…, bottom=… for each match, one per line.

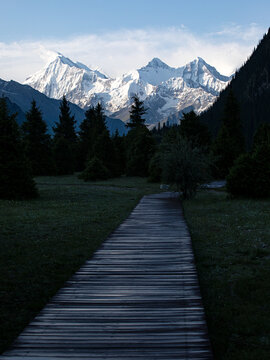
left=183, top=190, right=270, bottom=360
left=0, top=175, right=161, bottom=354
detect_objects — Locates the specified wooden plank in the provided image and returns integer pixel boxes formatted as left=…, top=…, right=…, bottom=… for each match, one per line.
left=1, top=192, right=212, bottom=359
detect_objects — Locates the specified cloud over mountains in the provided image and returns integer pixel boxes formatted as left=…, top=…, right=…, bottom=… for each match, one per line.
left=0, top=23, right=266, bottom=82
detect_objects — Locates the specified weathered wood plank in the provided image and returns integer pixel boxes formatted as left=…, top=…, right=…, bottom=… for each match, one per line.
left=1, top=192, right=212, bottom=359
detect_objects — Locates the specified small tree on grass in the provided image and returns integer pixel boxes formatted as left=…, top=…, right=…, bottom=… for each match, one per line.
left=79, top=156, right=110, bottom=181
left=0, top=98, right=38, bottom=199
left=161, top=135, right=212, bottom=199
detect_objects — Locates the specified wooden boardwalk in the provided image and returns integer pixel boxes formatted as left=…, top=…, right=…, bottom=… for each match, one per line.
left=1, top=192, right=212, bottom=360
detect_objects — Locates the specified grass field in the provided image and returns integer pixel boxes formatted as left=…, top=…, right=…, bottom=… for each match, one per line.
left=0, top=175, right=161, bottom=353
left=183, top=190, right=270, bottom=360
left=2, top=178, right=269, bottom=359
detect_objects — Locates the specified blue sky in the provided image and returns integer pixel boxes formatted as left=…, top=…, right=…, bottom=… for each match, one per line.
left=0, top=0, right=269, bottom=81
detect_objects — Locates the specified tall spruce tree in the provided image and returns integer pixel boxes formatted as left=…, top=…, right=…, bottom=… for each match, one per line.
left=0, top=98, right=37, bottom=199
left=22, top=100, right=53, bottom=175
left=126, top=95, right=147, bottom=129
left=77, top=107, right=96, bottom=171
left=212, top=88, right=245, bottom=178
left=53, top=96, right=77, bottom=175
left=125, top=96, right=155, bottom=176
left=79, top=103, right=117, bottom=180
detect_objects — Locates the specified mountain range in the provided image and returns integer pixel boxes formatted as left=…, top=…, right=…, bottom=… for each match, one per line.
left=0, top=79, right=127, bottom=135
left=25, top=54, right=231, bottom=127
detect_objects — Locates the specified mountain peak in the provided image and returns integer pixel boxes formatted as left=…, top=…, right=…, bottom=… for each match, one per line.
left=145, top=58, right=170, bottom=69
left=54, top=53, right=91, bottom=71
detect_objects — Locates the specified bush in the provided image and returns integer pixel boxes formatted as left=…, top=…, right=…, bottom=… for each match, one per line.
left=227, top=144, right=270, bottom=198
left=226, top=153, right=255, bottom=197
left=162, top=135, right=212, bottom=199
left=79, top=157, right=110, bottom=181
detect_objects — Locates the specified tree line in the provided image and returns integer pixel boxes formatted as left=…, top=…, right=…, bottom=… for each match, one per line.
left=1, top=89, right=270, bottom=200
left=0, top=95, right=155, bottom=199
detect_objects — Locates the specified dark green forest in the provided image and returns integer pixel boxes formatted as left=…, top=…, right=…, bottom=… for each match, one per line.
left=200, top=28, right=270, bottom=148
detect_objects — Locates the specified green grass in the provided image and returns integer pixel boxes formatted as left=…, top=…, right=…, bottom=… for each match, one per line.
left=0, top=175, right=161, bottom=354
left=183, top=190, right=270, bottom=360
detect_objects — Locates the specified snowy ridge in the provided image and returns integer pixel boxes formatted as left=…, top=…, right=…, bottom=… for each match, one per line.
left=24, top=53, right=231, bottom=125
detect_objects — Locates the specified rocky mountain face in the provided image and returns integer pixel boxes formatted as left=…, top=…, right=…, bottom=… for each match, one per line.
left=25, top=54, right=231, bottom=126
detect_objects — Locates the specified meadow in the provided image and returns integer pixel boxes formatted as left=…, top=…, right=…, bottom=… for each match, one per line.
left=183, top=190, right=270, bottom=360
left=1, top=177, right=269, bottom=360
left=0, top=175, right=160, bottom=353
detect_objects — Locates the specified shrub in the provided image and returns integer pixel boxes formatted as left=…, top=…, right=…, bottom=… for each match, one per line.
left=226, top=153, right=255, bottom=197
left=161, top=135, right=212, bottom=199
left=79, top=157, right=110, bottom=181
left=227, top=144, right=270, bottom=198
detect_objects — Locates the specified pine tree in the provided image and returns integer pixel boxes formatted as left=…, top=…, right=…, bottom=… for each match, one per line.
left=53, top=96, right=77, bottom=175
left=212, top=89, right=245, bottom=178
left=0, top=98, right=38, bottom=199
left=126, top=95, right=147, bottom=129
left=53, top=96, right=77, bottom=142
left=22, top=100, right=53, bottom=175
left=77, top=107, right=96, bottom=171
left=125, top=96, right=155, bottom=176
left=79, top=103, right=117, bottom=180
left=179, top=110, right=211, bottom=150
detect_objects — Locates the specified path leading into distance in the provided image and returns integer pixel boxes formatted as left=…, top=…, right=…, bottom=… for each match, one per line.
left=1, top=192, right=212, bottom=360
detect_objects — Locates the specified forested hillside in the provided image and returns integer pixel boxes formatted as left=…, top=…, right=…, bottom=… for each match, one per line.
left=200, top=28, right=270, bottom=148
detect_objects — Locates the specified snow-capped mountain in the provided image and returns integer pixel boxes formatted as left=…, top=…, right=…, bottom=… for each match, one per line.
left=24, top=53, right=231, bottom=126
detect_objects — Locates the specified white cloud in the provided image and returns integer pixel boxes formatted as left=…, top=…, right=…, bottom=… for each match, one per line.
left=0, top=24, right=267, bottom=82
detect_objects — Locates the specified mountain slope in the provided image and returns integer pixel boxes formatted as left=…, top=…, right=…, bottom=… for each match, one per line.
left=0, top=79, right=126, bottom=135
left=199, top=28, right=270, bottom=147
left=25, top=54, right=231, bottom=126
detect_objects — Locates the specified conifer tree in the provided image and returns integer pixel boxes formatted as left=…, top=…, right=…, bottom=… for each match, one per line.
left=53, top=96, right=77, bottom=142
left=126, top=95, right=147, bottom=129
left=77, top=107, right=96, bottom=171
left=179, top=110, right=211, bottom=150
left=125, top=96, right=155, bottom=176
left=22, top=100, right=53, bottom=175
left=0, top=98, right=37, bottom=199
left=212, top=89, right=245, bottom=178
left=79, top=103, right=117, bottom=180
left=53, top=96, right=77, bottom=175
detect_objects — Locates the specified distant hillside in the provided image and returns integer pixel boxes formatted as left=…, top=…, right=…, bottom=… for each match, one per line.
left=0, top=79, right=126, bottom=135
left=200, top=28, right=270, bottom=148
left=4, top=97, right=26, bottom=126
